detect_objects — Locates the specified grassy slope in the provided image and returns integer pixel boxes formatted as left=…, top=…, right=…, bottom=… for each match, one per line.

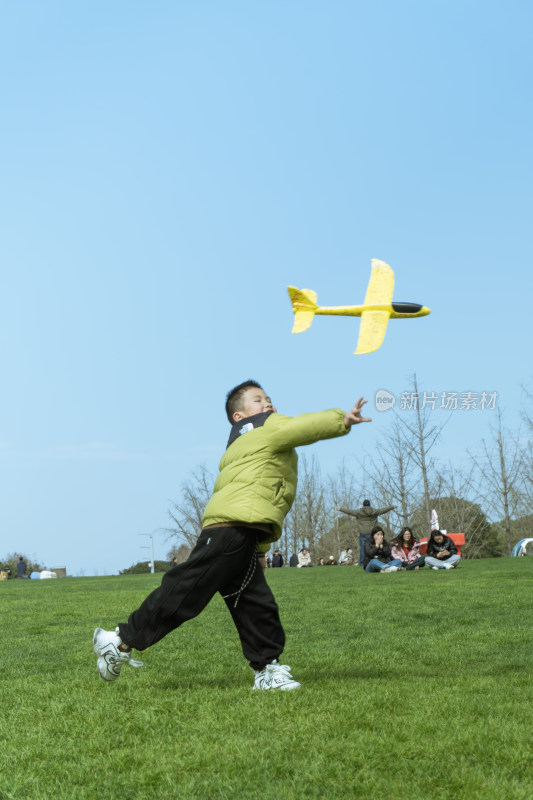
left=0, top=559, right=531, bottom=800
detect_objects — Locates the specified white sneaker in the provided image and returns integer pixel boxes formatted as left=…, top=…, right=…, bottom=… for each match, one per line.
left=382, top=566, right=398, bottom=572
left=252, top=660, right=301, bottom=691
left=93, top=627, right=144, bottom=682
left=431, top=566, right=439, bottom=570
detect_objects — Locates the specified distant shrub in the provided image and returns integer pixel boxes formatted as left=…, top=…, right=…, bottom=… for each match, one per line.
left=119, top=560, right=170, bottom=575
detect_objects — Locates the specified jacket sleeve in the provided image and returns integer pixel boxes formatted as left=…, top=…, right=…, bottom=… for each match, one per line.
left=266, top=410, right=349, bottom=452
left=374, top=505, right=395, bottom=515
left=364, top=541, right=378, bottom=559
left=391, top=545, right=404, bottom=561
left=338, top=507, right=363, bottom=519
left=427, top=540, right=438, bottom=557
left=445, top=536, right=458, bottom=555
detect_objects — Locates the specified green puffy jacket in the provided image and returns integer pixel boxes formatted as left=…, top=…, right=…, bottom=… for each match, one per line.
left=202, top=409, right=349, bottom=552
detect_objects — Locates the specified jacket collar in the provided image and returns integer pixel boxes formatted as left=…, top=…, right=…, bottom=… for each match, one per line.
left=226, top=411, right=273, bottom=448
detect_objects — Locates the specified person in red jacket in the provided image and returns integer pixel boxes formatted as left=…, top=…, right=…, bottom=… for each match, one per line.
left=391, top=527, right=425, bottom=570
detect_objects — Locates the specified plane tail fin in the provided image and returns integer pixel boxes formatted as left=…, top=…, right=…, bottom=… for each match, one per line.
left=287, top=286, right=318, bottom=333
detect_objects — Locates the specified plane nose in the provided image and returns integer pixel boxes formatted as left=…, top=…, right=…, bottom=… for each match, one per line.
left=420, top=306, right=431, bottom=316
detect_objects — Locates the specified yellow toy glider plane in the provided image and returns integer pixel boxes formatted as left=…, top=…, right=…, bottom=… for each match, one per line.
left=287, top=259, right=430, bottom=355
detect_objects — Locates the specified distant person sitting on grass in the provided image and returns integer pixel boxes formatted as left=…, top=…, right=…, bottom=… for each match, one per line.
left=339, top=549, right=355, bottom=565
left=391, top=527, right=425, bottom=570
left=298, top=548, right=312, bottom=567
left=425, top=530, right=461, bottom=570
left=363, top=527, right=402, bottom=573
left=326, top=555, right=336, bottom=565
left=93, top=380, right=371, bottom=691
left=289, top=552, right=299, bottom=567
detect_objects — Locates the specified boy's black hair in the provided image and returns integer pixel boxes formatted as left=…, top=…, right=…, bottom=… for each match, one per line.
left=363, top=499, right=371, bottom=506
left=225, top=380, right=263, bottom=424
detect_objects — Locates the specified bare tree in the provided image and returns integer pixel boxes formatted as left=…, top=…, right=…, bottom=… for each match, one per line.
left=470, top=409, right=524, bottom=556
left=165, top=465, right=215, bottom=549
left=363, top=418, right=418, bottom=529
left=326, top=460, right=360, bottom=556
left=414, top=466, right=502, bottom=558
left=520, top=441, right=533, bottom=513
left=283, top=454, right=329, bottom=557
left=520, top=383, right=533, bottom=514
left=521, top=381, right=533, bottom=433
left=327, top=459, right=359, bottom=511
left=396, top=374, right=447, bottom=529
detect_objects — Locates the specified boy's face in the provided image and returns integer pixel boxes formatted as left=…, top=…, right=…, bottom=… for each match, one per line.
left=233, top=387, right=276, bottom=422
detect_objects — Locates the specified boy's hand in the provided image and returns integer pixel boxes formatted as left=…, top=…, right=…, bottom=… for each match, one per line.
left=344, top=397, right=372, bottom=428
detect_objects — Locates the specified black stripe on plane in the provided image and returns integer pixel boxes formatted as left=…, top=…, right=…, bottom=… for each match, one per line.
left=391, top=302, right=423, bottom=313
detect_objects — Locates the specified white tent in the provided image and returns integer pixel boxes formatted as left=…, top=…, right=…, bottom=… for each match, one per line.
left=511, top=538, right=533, bottom=557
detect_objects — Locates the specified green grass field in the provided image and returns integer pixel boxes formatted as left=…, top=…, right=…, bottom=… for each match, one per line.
left=1, top=559, right=531, bottom=800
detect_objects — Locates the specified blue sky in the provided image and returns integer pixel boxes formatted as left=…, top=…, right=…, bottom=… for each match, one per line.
left=1, top=1, right=531, bottom=575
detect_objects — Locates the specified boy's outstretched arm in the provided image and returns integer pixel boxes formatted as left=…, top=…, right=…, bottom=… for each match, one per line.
left=344, top=397, right=372, bottom=428
left=265, top=397, right=372, bottom=451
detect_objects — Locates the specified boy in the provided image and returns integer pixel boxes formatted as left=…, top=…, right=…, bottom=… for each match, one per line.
left=93, top=381, right=370, bottom=690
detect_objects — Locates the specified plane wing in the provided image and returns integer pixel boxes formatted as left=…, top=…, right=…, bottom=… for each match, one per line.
left=354, top=310, right=390, bottom=354
left=363, top=259, right=394, bottom=306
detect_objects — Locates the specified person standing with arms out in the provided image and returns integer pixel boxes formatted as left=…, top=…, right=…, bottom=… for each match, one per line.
left=93, top=381, right=371, bottom=691
left=337, top=499, right=397, bottom=566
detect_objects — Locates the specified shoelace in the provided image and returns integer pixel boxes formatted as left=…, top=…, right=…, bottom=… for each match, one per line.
left=269, top=663, right=292, bottom=677
left=122, top=652, right=144, bottom=668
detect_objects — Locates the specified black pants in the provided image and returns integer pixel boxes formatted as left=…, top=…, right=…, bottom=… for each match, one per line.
left=118, top=526, right=285, bottom=671
left=404, top=557, right=425, bottom=570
